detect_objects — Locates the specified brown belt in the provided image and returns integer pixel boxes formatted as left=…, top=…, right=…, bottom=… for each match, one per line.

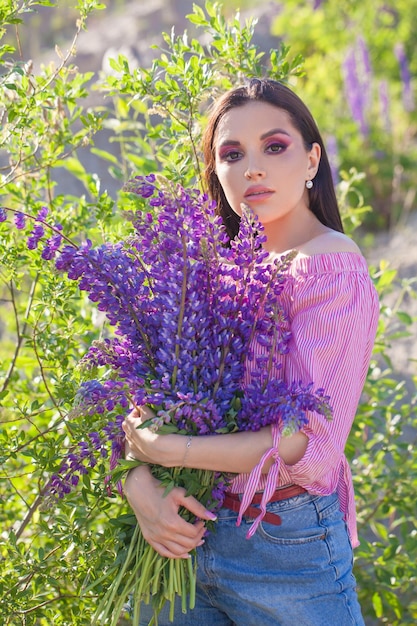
left=222, top=484, right=307, bottom=526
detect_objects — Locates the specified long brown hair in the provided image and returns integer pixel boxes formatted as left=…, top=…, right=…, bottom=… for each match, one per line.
left=202, top=78, right=343, bottom=239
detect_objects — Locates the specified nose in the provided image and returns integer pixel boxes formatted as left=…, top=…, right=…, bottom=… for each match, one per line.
left=244, top=163, right=266, bottom=180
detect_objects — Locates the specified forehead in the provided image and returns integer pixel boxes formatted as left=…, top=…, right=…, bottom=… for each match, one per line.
left=215, top=100, right=297, bottom=142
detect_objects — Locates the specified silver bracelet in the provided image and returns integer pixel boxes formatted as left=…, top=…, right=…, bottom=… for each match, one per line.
left=182, top=435, right=193, bottom=467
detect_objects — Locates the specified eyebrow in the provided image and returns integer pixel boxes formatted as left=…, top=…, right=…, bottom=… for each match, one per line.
left=217, top=127, right=291, bottom=149
left=260, top=128, right=291, bottom=140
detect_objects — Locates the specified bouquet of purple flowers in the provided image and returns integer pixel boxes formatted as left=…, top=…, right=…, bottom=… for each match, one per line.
left=0, top=177, right=331, bottom=625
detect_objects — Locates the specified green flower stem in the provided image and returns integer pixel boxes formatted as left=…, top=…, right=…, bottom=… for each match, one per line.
left=168, top=557, right=175, bottom=601
left=91, top=522, right=142, bottom=624
left=180, top=560, right=188, bottom=615
left=111, top=566, right=142, bottom=624
left=151, top=556, right=165, bottom=596
left=187, top=554, right=196, bottom=609
left=169, top=559, right=178, bottom=619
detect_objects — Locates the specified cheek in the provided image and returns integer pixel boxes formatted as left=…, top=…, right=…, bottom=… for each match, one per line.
left=215, top=162, right=227, bottom=186
left=220, top=180, right=240, bottom=214
left=216, top=166, right=238, bottom=199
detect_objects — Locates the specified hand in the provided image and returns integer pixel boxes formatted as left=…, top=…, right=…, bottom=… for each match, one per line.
left=122, top=406, right=175, bottom=466
left=124, top=465, right=217, bottom=559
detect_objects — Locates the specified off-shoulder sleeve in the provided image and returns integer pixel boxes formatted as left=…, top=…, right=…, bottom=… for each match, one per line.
left=278, top=253, right=379, bottom=487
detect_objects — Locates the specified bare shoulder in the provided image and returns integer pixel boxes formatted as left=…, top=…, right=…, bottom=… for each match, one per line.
left=297, top=229, right=362, bottom=257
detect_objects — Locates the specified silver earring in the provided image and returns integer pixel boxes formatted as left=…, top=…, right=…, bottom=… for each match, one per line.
left=306, top=179, right=313, bottom=189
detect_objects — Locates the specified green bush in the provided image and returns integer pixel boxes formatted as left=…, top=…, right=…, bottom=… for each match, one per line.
left=271, top=0, right=417, bottom=230
left=1, top=2, right=416, bottom=624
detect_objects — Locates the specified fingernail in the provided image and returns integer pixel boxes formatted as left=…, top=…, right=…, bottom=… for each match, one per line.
left=207, top=512, right=217, bottom=521
left=197, top=539, right=205, bottom=547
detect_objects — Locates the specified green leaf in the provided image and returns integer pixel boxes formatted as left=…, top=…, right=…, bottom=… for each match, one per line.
left=372, top=592, right=383, bottom=617
left=109, top=513, right=137, bottom=527
left=55, top=157, right=87, bottom=177
left=162, top=480, right=176, bottom=497
left=377, top=269, right=397, bottom=288
left=90, top=147, right=119, bottom=165
left=396, top=311, right=413, bottom=325
left=116, top=459, right=143, bottom=471
left=187, top=4, right=206, bottom=24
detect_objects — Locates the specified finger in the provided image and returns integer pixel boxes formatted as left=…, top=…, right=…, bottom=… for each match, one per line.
left=149, top=540, right=195, bottom=559
left=122, top=425, right=135, bottom=442
left=176, top=493, right=217, bottom=522
left=160, top=518, right=206, bottom=545
left=122, top=420, right=144, bottom=446
left=142, top=526, right=201, bottom=554
left=122, top=415, right=140, bottom=436
left=121, top=420, right=133, bottom=436
left=146, top=531, right=206, bottom=558
left=140, top=405, right=156, bottom=420
left=126, top=406, right=145, bottom=423
left=137, top=502, right=207, bottom=545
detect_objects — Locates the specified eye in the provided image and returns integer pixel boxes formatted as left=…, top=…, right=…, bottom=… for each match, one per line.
left=265, top=142, right=287, bottom=154
left=220, top=149, right=243, bottom=162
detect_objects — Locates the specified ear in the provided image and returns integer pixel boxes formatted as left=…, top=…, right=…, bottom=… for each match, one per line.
left=306, top=142, right=321, bottom=179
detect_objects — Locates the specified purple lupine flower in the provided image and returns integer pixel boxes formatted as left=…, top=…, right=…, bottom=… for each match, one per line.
left=50, top=439, right=100, bottom=498
left=14, top=212, right=26, bottom=229
left=357, top=36, right=372, bottom=109
left=0, top=207, right=7, bottom=222
left=378, top=80, right=391, bottom=133
left=54, top=246, right=77, bottom=272
left=326, top=135, right=339, bottom=186
left=41, top=225, right=63, bottom=260
left=27, top=224, right=45, bottom=249
left=394, top=43, right=414, bottom=112
left=36, top=206, right=49, bottom=221
left=124, top=173, right=156, bottom=198
left=343, top=40, right=371, bottom=137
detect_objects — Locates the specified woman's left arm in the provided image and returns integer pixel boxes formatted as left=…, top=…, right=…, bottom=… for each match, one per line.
left=122, top=409, right=308, bottom=473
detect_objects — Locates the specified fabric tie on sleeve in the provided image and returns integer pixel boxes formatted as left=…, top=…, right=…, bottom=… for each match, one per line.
left=237, top=424, right=281, bottom=539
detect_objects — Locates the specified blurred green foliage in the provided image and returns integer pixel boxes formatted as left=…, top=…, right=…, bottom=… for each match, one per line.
left=272, top=0, right=417, bottom=229
left=0, top=1, right=416, bottom=624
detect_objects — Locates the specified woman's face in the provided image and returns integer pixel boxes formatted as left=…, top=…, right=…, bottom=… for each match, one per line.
left=214, top=101, right=320, bottom=229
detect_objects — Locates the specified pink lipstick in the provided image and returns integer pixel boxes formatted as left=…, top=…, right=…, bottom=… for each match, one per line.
left=244, top=185, right=275, bottom=202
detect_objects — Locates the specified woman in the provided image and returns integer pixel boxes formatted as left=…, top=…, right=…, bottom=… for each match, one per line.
left=122, top=78, right=379, bottom=625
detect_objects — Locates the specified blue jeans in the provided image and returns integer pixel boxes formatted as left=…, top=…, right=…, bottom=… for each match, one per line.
left=138, top=492, right=365, bottom=625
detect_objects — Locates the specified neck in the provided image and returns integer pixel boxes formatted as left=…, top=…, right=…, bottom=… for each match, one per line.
left=261, top=210, right=324, bottom=255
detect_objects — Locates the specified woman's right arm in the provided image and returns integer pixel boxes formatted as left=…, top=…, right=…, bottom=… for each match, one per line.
left=123, top=463, right=217, bottom=559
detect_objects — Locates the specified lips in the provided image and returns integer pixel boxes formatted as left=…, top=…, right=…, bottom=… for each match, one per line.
left=244, top=185, right=275, bottom=201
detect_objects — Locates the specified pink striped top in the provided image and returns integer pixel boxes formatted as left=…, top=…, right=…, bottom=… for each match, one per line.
left=229, top=251, right=379, bottom=547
